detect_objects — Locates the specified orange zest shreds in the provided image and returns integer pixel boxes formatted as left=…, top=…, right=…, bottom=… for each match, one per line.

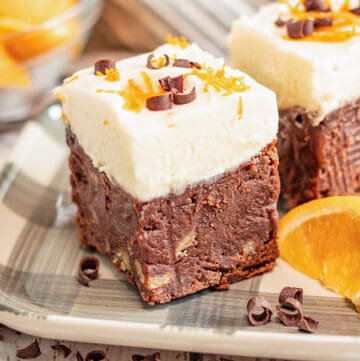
left=238, top=97, right=243, bottom=119
left=61, top=111, right=68, bottom=122
left=278, top=0, right=360, bottom=42
left=166, top=33, right=189, bottom=49
left=96, top=70, right=103, bottom=76
left=105, top=68, right=120, bottom=82
left=55, top=93, right=65, bottom=103
left=103, top=119, right=109, bottom=126
left=188, top=64, right=250, bottom=95
left=64, top=75, right=79, bottom=84
left=140, top=71, right=154, bottom=94
left=119, top=79, right=147, bottom=113
left=150, top=55, right=167, bottom=68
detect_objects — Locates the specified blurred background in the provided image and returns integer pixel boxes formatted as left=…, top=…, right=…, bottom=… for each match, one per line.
left=0, top=0, right=269, bottom=128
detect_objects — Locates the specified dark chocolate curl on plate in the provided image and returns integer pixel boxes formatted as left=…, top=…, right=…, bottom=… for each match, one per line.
left=173, top=87, right=196, bottom=105
left=247, top=296, right=273, bottom=326
left=16, top=340, right=41, bottom=359
left=78, top=256, right=100, bottom=286
left=85, top=350, right=107, bottom=361
left=146, top=54, right=170, bottom=69
left=287, top=19, right=314, bottom=39
left=279, top=286, right=303, bottom=305
left=94, top=58, right=116, bottom=75
left=174, top=58, right=192, bottom=68
left=304, top=0, right=328, bottom=11
left=350, top=7, right=360, bottom=16
left=158, top=75, right=184, bottom=93
left=146, top=93, right=172, bottom=111
left=314, top=17, right=333, bottom=27
left=298, top=315, right=319, bottom=333
left=51, top=344, right=71, bottom=358
left=276, top=298, right=303, bottom=326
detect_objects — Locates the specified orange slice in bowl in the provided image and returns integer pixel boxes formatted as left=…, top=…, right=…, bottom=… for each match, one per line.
left=277, top=196, right=360, bottom=313
left=0, top=45, right=30, bottom=88
left=0, top=16, right=30, bottom=37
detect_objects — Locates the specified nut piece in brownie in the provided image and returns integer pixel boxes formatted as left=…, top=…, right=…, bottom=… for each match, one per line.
left=229, top=0, right=360, bottom=206
left=55, top=37, right=280, bottom=304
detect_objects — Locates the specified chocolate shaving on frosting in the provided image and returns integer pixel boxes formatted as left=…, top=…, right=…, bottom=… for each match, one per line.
left=276, top=298, right=303, bottom=326
left=314, top=17, right=333, bottom=27
left=298, top=315, right=319, bottom=333
left=94, top=59, right=116, bottom=75
left=279, top=286, right=303, bottom=305
left=159, top=75, right=184, bottom=93
left=350, top=7, right=360, bottom=16
left=173, top=58, right=192, bottom=68
left=16, top=340, right=41, bottom=359
left=78, top=256, right=100, bottom=286
left=287, top=19, right=314, bottom=39
left=146, top=93, right=172, bottom=111
left=190, top=61, right=201, bottom=69
left=247, top=296, right=273, bottom=326
left=146, top=54, right=170, bottom=69
left=173, top=87, right=196, bottom=105
left=85, top=350, right=107, bottom=361
left=304, top=0, right=328, bottom=11
left=51, top=343, right=71, bottom=358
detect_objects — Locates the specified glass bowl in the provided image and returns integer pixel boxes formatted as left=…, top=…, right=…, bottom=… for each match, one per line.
left=0, top=0, right=103, bottom=128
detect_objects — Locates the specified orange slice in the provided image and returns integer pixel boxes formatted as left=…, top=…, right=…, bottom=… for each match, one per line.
left=277, top=196, right=360, bottom=313
left=0, top=16, right=30, bottom=37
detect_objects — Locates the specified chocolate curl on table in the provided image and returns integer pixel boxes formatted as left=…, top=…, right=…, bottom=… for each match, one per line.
left=16, top=340, right=41, bottom=359
left=287, top=19, right=314, bottom=39
left=146, top=54, right=170, bottom=69
left=78, top=256, right=100, bottom=286
left=132, top=352, right=162, bottom=361
left=51, top=343, right=71, bottom=358
left=279, top=286, right=303, bottom=305
left=146, top=93, right=172, bottom=111
left=298, top=315, right=319, bottom=333
left=276, top=297, right=304, bottom=326
left=159, top=75, right=184, bottom=93
left=94, top=58, right=116, bottom=75
left=85, top=350, right=107, bottom=361
left=247, top=296, right=273, bottom=326
left=172, top=87, right=196, bottom=105
left=303, top=0, right=328, bottom=11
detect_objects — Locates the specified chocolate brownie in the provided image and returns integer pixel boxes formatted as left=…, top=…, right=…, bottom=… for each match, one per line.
left=67, top=128, right=280, bottom=304
left=278, top=98, right=360, bottom=206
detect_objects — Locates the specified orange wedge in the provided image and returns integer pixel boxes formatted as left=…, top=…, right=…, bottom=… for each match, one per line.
left=277, top=196, right=360, bottom=313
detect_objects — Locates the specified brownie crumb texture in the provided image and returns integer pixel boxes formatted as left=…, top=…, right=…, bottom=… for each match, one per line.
left=67, top=128, right=280, bottom=304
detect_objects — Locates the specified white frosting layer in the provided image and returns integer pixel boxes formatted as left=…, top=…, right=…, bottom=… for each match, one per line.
left=228, top=0, right=360, bottom=125
left=55, top=43, right=278, bottom=201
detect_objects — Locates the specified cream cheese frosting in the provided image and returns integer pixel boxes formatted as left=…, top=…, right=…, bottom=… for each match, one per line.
left=228, top=0, right=360, bottom=125
left=55, top=42, right=278, bottom=201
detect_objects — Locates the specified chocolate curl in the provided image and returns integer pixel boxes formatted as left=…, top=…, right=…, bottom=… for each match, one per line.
left=76, top=352, right=85, bottom=361
left=94, top=59, right=116, bottom=75
left=304, top=0, right=328, bottom=11
left=172, top=87, right=196, bottom=105
left=173, top=58, right=192, bottom=68
left=51, top=344, right=71, bottom=358
left=314, top=17, right=333, bottom=28
left=350, top=7, right=360, bottom=16
left=247, top=296, right=273, bottom=326
left=132, top=353, right=161, bottom=361
left=85, top=350, right=107, bottom=361
left=146, top=93, right=172, bottom=111
left=276, top=297, right=303, bottom=326
left=78, top=256, right=100, bottom=286
left=287, top=19, right=314, bottom=39
left=16, top=340, right=41, bottom=359
left=158, top=75, right=184, bottom=93
left=279, top=286, right=303, bottom=306
left=275, top=17, right=292, bottom=27
left=190, top=61, right=201, bottom=69
left=146, top=54, right=170, bottom=69
left=298, top=315, right=319, bottom=333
